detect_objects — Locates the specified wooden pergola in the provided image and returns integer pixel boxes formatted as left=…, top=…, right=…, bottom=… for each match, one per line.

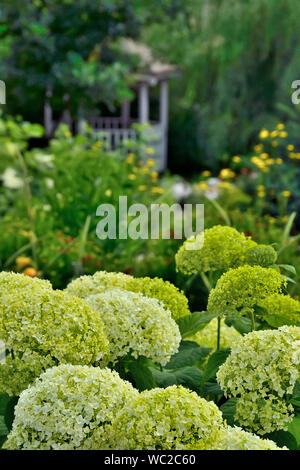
left=44, top=40, right=180, bottom=171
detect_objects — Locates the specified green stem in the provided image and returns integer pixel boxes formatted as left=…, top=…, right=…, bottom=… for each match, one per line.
left=200, top=271, right=221, bottom=350
left=217, top=317, right=221, bottom=350
left=250, top=310, right=255, bottom=332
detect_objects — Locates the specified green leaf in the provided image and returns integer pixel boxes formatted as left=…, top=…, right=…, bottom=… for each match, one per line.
left=288, top=416, right=300, bottom=448
left=176, top=311, right=217, bottom=339
left=4, top=396, right=19, bottom=432
left=150, top=366, right=203, bottom=391
left=202, top=349, right=231, bottom=384
left=220, top=398, right=238, bottom=426
left=127, top=357, right=156, bottom=392
left=165, top=341, right=211, bottom=370
left=282, top=275, right=296, bottom=285
left=202, top=379, right=223, bottom=397
left=280, top=212, right=296, bottom=251
left=290, top=380, right=300, bottom=408
left=265, top=430, right=298, bottom=450
left=277, top=264, right=297, bottom=275
left=0, top=416, right=8, bottom=437
left=225, top=315, right=260, bottom=335
left=0, top=393, right=10, bottom=415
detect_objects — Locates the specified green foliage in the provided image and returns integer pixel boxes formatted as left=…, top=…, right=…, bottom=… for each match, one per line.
left=143, top=0, right=300, bottom=172
left=0, top=1, right=141, bottom=120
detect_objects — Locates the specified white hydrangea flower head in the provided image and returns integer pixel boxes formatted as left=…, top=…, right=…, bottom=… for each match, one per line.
left=185, top=426, right=286, bottom=450
left=65, top=270, right=190, bottom=320
left=89, top=385, right=224, bottom=450
left=86, top=288, right=181, bottom=366
left=4, top=365, right=138, bottom=450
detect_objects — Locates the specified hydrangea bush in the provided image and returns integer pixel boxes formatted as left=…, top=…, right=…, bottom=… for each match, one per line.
left=4, top=365, right=138, bottom=450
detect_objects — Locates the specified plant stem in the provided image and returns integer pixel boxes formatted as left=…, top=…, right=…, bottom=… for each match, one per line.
left=200, top=271, right=221, bottom=350
left=217, top=317, right=221, bottom=350
left=250, top=310, right=256, bottom=332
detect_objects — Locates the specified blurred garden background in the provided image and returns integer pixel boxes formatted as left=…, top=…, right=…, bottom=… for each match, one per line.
left=0, top=0, right=299, bottom=309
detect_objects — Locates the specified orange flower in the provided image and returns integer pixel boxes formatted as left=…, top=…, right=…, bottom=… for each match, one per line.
left=23, top=267, right=36, bottom=278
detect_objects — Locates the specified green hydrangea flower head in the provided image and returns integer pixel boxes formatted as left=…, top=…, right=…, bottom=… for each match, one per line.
left=89, top=386, right=224, bottom=450
left=65, top=271, right=190, bottom=320
left=0, top=351, right=56, bottom=397
left=175, top=225, right=257, bottom=275
left=0, top=271, right=52, bottom=299
left=0, top=290, right=110, bottom=394
left=185, top=426, right=286, bottom=450
left=4, top=365, right=138, bottom=450
left=86, top=288, right=181, bottom=366
left=244, top=245, right=277, bottom=267
left=207, top=265, right=285, bottom=316
left=258, top=294, right=300, bottom=328
left=188, top=317, right=241, bottom=350
left=217, top=326, right=300, bottom=434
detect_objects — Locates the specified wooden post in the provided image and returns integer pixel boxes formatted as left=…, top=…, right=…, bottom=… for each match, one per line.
left=138, top=83, right=149, bottom=124
left=44, top=86, right=53, bottom=138
left=121, top=99, right=131, bottom=128
left=159, top=80, right=169, bottom=170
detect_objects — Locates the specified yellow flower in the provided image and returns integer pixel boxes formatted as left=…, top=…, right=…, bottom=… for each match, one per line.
left=266, top=158, right=275, bottom=165
left=254, top=144, right=263, bottom=153
left=276, top=158, right=283, bottom=165
left=259, top=129, right=269, bottom=139
left=258, top=192, right=265, bottom=198
left=147, top=158, right=155, bottom=167
left=282, top=190, right=291, bottom=198
left=257, top=185, right=265, bottom=191
left=232, top=156, right=241, bottom=163
left=151, top=171, right=159, bottom=182
left=260, top=153, right=269, bottom=159
left=146, top=147, right=154, bottom=155
left=128, top=174, right=136, bottom=181
left=287, top=144, right=294, bottom=151
left=151, top=187, right=165, bottom=195
left=138, top=185, right=147, bottom=191
left=279, top=131, right=288, bottom=138
left=126, top=153, right=136, bottom=164
left=104, top=189, right=112, bottom=197
left=277, top=123, right=285, bottom=130
left=94, top=141, right=102, bottom=148
left=16, top=257, right=31, bottom=270
left=197, top=181, right=209, bottom=191
left=271, top=141, right=278, bottom=147
left=64, top=131, right=71, bottom=138
left=282, top=215, right=289, bottom=223
left=219, top=168, right=235, bottom=179
left=270, top=130, right=278, bottom=138
left=289, top=152, right=296, bottom=159
left=202, top=170, right=211, bottom=177
left=296, top=153, right=300, bottom=160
